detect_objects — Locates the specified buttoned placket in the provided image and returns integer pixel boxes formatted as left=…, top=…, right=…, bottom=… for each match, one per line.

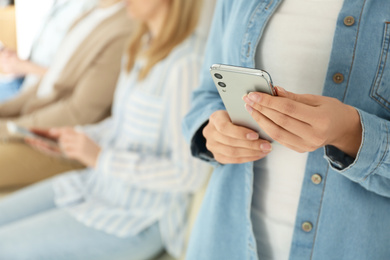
left=290, top=0, right=366, bottom=258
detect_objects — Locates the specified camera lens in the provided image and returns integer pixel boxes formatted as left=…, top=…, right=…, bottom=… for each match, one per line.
left=218, top=82, right=226, bottom=88
left=214, top=73, right=223, bottom=79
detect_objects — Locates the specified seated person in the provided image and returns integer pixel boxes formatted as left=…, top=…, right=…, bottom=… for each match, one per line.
left=0, top=0, right=134, bottom=189
left=0, top=0, right=98, bottom=102
left=0, top=0, right=209, bottom=259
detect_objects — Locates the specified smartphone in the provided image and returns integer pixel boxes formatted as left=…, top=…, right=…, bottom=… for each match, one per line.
left=6, top=121, right=59, bottom=148
left=209, top=64, right=276, bottom=142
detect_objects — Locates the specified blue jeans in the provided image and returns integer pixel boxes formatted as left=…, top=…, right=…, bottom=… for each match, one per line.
left=0, top=179, right=164, bottom=260
left=0, top=77, right=24, bottom=103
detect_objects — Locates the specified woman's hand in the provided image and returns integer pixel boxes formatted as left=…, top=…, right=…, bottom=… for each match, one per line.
left=203, top=110, right=273, bottom=164
left=0, top=49, right=47, bottom=76
left=243, top=87, right=362, bottom=157
left=25, top=128, right=63, bottom=157
left=49, top=127, right=101, bottom=168
left=0, top=49, right=26, bottom=75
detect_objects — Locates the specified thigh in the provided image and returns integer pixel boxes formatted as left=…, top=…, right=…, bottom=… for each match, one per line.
left=0, top=178, right=56, bottom=227
left=0, top=209, right=164, bottom=260
left=0, top=142, right=84, bottom=188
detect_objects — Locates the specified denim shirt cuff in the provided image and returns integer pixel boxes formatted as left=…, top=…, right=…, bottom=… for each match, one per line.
left=324, top=108, right=388, bottom=182
left=190, top=121, right=220, bottom=167
left=324, top=145, right=356, bottom=170
left=183, top=104, right=225, bottom=167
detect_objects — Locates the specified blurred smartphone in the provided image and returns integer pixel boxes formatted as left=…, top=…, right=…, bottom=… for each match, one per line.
left=6, top=121, right=59, bottom=148
left=210, top=64, right=276, bottom=142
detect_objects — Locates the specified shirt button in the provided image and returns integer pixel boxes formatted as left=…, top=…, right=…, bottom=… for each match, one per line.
left=344, top=16, right=355, bottom=26
left=302, top=222, right=313, bottom=232
left=311, top=174, right=322, bottom=185
left=333, top=73, right=344, bottom=84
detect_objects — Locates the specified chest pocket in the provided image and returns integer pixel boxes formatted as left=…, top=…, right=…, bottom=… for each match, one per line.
left=371, top=22, right=390, bottom=111
left=122, top=89, right=165, bottom=150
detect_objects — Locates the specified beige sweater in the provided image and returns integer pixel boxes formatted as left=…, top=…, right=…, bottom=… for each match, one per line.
left=0, top=8, right=134, bottom=135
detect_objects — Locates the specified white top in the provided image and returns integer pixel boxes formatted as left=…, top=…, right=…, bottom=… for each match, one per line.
left=21, top=0, right=98, bottom=90
left=36, top=2, right=124, bottom=98
left=252, top=0, right=343, bottom=259
left=52, top=34, right=210, bottom=258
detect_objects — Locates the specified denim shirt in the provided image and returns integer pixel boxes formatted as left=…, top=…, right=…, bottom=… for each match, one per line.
left=183, top=0, right=390, bottom=259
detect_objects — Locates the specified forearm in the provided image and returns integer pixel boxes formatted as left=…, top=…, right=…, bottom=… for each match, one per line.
left=20, top=61, right=47, bottom=76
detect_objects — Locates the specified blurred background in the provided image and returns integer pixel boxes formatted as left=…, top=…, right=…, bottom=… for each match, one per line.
left=0, top=0, right=53, bottom=60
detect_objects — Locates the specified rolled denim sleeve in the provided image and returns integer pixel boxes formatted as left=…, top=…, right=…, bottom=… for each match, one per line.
left=325, top=108, right=390, bottom=197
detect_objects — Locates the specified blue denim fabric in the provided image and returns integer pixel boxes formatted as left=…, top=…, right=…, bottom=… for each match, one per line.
left=0, top=77, right=24, bottom=103
left=183, top=0, right=390, bottom=259
left=0, top=179, right=164, bottom=260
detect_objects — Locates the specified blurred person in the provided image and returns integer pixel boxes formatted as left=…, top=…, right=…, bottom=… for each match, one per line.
left=0, top=0, right=209, bottom=259
left=0, top=0, right=98, bottom=102
left=0, top=0, right=133, bottom=189
left=183, top=0, right=390, bottom=259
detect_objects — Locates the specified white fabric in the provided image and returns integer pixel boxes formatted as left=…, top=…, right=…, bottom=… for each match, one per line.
left=36, top=2, right=124, bottom=98
left=21, top=0, right=98, bottom=90
left=252, top=0, right=344, bottom=259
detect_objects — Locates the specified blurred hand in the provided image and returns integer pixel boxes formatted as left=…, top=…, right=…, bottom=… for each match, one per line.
left=203, top=110, right=272, bottom=164
left=48, top=127, right=101, bottom=168
left=25, top=128, right=62, bottom=157
left=0, top=48, right=27, bottom=75
left=243, top=87, right=362, bottom=157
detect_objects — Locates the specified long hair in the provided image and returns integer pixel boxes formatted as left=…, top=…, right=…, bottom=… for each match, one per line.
left=126, top=0, right=203, bottom=80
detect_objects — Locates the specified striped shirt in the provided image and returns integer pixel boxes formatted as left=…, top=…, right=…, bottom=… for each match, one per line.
left=52, top=33, right=210, bottom=258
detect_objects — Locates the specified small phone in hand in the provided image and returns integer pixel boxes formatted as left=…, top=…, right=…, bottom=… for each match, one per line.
left=210, top=64, right=276, bottom=142
left=6, top=122, right=59, bottom=149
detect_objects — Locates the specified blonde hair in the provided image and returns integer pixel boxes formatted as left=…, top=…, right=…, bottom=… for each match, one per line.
left=126, top=0, right=203, bottom=80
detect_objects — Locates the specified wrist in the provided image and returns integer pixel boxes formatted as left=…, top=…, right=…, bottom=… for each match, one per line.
left=331, top=105, right=362, bottom=158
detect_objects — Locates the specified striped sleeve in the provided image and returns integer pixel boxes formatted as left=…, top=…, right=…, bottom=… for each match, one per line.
left=97, top=55, right=210, bottom=193
left=76, top=116, right=114, bottom=144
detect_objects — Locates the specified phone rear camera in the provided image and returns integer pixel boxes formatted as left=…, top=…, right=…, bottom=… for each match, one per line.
left=214, top=73, right=223, bottom=79
left=218, top=82, right=226, bottom=88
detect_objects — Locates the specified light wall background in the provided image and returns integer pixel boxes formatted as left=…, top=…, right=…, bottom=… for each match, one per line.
left=14, top=0, right=53, bottom=59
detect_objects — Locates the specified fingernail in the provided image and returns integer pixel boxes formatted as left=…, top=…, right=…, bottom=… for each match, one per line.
left=242, top=95, right=254, bottom=106
left=260, top=142, right=272, bottom=152
left=246, top=132, right=259, bottom=140
left=248, top=92, right=262, bottom=103
left=245, top=104, right=253, bottom=114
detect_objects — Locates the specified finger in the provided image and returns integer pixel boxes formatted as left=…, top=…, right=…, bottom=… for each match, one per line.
left=210, top=130, right=272, bottom=152
left=49, top=127, right=75, bottom=137
left=243, top=93, right=316, bottom=123
left=207, top=139, right=271, bottom=158
left=276, top=86, right=321, bottom=106
left=210, top=110, right=260, bottom=140
left=246, top=103, right=312, bottom=138
left=213, top=152, right=268, bottom=164
left=30, top=128, right=54, bottom=139
left=204, top=120, right=268, bottom=151
left=25, top=138, right=61, bottom=156
left=247, top=106, right=309, bottom=148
